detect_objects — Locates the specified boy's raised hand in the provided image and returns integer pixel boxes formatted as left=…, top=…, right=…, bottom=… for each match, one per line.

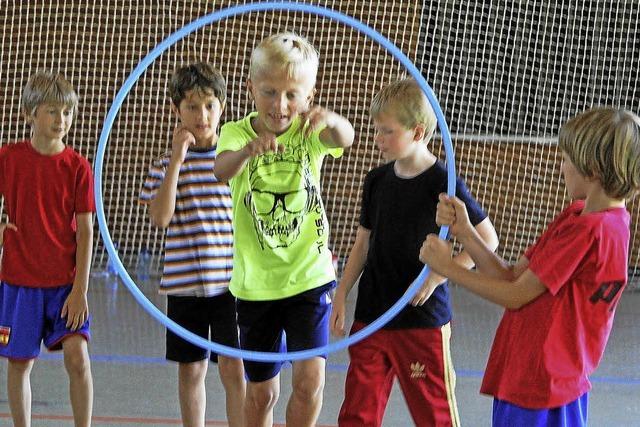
left=436, top=194, right=473, bottom=238
left=419, top=234, right=453, bottom=276
left=61, top=288, right=89, bottom=331
left=0, top=222, right=17, bottom=245
left=244, top=132, right=284, bottom=157
left=171, top=125, right=196, bottom=164
left=300, top=105, right=336, bottom=138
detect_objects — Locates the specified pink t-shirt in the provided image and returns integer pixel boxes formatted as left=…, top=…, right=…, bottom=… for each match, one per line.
left=481, top=200, right=630, bottom=409
left=0, top=141, right=95, bottom=287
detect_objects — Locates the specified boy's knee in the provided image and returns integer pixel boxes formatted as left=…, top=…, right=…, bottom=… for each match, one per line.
left=217, top=357, right=244, bottom=385
left=64, top=354, right=91, bottom=378
left=62, top=337, right=91, bottom=376
left=247, top=382, right=279, bottom=411
left=178, top=359, right=208, bottom=383
left=8, top=358, right=34, bottom=375
left=292, top=371, right=325, bottom=401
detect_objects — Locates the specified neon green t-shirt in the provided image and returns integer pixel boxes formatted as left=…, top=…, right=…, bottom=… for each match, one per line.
left=217, top=112, right=342, bottom=300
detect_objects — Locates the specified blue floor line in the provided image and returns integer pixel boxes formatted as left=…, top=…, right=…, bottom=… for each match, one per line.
left=35, top=353, right=640, bottom=385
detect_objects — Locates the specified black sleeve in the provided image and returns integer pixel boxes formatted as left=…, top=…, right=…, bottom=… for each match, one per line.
left=455, top=177, right=487, bottom=226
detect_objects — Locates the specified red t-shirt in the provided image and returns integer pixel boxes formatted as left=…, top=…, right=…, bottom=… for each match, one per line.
left=0, top=141, right=95, bottom=287
left=481, top=200, right=630, bottom=409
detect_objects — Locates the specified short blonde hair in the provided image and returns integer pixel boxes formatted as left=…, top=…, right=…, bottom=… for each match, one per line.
left=21, top=71, right=78, bottom=118
left=249, top=32, right=319, bottom=82
left=559, top=107, right=640, bottom=199
left=370, top=78, right=437, bottom=140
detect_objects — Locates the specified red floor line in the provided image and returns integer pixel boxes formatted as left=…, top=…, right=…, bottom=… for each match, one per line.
left=0, top=412, right=337, bottom=426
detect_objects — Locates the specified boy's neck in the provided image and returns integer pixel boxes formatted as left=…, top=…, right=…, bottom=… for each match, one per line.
left=193, top=134, right=218, bottom=149
left=30, top=135, right=65, bottom=155
left=581, top=183, right=625, bottom=213
left=394, top=143, right=437, bottom=178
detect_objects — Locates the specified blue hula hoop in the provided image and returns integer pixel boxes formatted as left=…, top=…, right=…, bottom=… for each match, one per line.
left=95, top=1, right=456, bottom=362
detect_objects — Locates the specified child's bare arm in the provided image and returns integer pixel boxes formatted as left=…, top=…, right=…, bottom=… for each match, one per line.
left=438, top=194, right=518, bottom=280
left=420, top=235, right=546, bottom=309
left=0, top=222, right=17, bottom=246
left=302, top=106, right=354, bottom=149
left=62, top=212, right=93, bottom=331
left=330, top=226, right=370, bottom=336
left=213, top=133, right=283, bottom=182
left=412, top=216, right=498, bottom=306
left=148, top=126, right=194, bottom=228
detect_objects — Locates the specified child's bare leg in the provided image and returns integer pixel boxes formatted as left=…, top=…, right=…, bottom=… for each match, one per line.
left=286, top=357, right=326, bottom=427
left=217, top=356, right=246, bottom=427
left=7, top=358, right=35, bottom=427
left=244, top=375, right=279, bottom=427
left=62, top=335, right=93, bottom=427
left=178, top=359, right=208, bottom=427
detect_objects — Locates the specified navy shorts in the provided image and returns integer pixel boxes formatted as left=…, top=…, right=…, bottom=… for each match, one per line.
left=493, top=393, right=588, bottom=427
left=0, top=282, right=91, bottom=359
left=236, top=281, right=336, bottom=382
left=166, top=291, right=240, bottom=363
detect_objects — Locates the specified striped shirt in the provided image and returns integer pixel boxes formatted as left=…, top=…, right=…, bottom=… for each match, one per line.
left=139, top=147, right=233, bottom=297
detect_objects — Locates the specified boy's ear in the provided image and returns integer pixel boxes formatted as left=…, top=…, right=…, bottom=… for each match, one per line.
left=413, top=123, right=427, bottom=142
left=22, top=108, right=34, bottom=124
left=306, top=88, right=316, bottom=107
left=247, top=78, right=254, bottom=99
left=170, top=101, right=180, bottom=118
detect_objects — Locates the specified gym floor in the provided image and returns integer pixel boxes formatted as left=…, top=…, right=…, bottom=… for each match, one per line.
left=0, top=275, right=638, bottom=426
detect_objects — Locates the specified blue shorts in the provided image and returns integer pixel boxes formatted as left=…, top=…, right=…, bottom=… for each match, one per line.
left=0, top=282, right=91, bottom=359
left=493, top=393, right=588, bottom=427
left=236, top=281, right=335, bottom=382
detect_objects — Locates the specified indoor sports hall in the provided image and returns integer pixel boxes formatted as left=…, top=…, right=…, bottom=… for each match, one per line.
left=0, top=1, right=638, bottom=426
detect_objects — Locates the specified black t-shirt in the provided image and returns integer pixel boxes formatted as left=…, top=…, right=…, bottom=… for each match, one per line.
left=354, top=160, right=487, bottom=329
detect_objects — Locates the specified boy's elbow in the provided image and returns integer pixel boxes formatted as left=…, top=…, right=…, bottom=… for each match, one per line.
left=212, top=155, right=234, bottom=182
left=74, top=214, right=93, bottom=242
left=342, top=128, right=355, bottom=148
left=76, top=226, right=93, bottom=243
left=148, top=208, right=170, bottom=229
left=479, top=220, right=499, bottom=252
left=151, top=215, right=170, bottom=229
left=213, top=167, right=230, bottom=183
left=503, top=291, right=537, bottom=310
left=504, top=299, right=524, bottom=310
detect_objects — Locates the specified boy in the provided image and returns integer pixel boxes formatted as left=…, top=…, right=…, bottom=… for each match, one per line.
left=330, top=78, right=498, bottom=427
left=420, top=107, right=640, bottom=426
left=213, top=32, right=355, bottom=427
left=0, top=71, right=94, bottom=427
left=139, top=62, right=245, bottom=427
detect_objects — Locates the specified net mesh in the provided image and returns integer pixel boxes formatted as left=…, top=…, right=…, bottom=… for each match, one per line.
left=1, top=1, right=639, bottom=285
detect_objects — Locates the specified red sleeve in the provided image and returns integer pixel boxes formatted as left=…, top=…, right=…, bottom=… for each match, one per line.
left=75, top=156, right=95, bottom=213
left=524, top=240, right=538, bottom=260
left=527, top=220, right=595, bottom=295
left=0, top=145, right=8, bottom=195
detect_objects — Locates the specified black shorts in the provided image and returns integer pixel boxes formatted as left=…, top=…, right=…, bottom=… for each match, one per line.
left=166, top=292, right=239, bottom=363
left=237, top=281, right=336, bottom=382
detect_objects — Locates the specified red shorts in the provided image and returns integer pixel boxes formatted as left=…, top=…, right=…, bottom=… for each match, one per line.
left=339, top=321, right=460, bottom=427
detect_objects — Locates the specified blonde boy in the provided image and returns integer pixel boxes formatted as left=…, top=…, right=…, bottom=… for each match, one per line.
left=214, top=32, right=354, bottom=427
left=0, top=71, right=94, bottom=427
left=421, top=107, right=640, bottom=426
left=330, top=78, right=497, bottom=426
